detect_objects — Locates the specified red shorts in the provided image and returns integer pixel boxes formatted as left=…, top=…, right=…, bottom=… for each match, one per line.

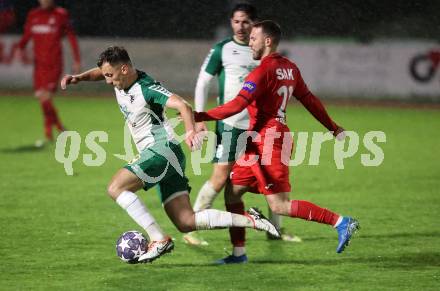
left=231, top=124, right=293, bottom=195
left=34, top=65, right=62, bottom=92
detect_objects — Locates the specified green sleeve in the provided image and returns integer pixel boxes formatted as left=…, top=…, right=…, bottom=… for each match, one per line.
left=203, top=43, right=223, bottom=75
left=142, top=83, right=173, bottom=106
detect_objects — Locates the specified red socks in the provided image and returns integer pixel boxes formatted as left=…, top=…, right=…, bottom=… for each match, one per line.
left=40, top=99, right=64, bottom=140
left=226, top=202, right=246, bottom=247
left=290, top=200, right=340, bottom=226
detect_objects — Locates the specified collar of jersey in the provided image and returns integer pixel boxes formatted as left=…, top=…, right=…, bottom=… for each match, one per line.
left=123, top=70, right=143, bottom=93
left=262, top=52, right=281, bottom=62
left=231, top=36, right=249, bottom=47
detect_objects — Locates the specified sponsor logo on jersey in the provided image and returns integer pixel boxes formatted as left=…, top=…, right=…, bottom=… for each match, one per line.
left=242, top=81, right=256, bottom=93
left=130, top=95, right=135, bottom=103
left=232, top=49, right=240, bottom=55
left=31, top=24, right=55, bottom=34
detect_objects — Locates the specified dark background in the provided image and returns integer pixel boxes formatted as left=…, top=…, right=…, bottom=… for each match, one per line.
left=10, top=0, right=440, bottom=41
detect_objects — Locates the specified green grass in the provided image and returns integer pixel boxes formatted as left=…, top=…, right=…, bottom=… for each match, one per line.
left=0, top=96, right=439, bottom=290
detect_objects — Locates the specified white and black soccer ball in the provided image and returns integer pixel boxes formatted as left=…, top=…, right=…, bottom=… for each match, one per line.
left=116, top=230, right=148, bottom=263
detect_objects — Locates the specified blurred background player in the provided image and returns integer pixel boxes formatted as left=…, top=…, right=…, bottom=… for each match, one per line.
left=14, top=0, right=81, bottom=145
left=60, top=46, right=280, bottom=263
left=0, top=0, right=15, bottom=63
left=194, top=20, right=359, bottom=264
left=184, top=2, right=301, bottom=247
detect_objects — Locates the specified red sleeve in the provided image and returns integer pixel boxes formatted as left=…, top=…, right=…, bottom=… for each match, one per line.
left=194, top=67, right=264, bottom=122
left=63, top=11, right=81, bottom=63
left=194, top=95, right=249, bottom=122
left=236, top=67, right=264, bottom=103
left=17, top=12, right=33, bottom=49
left=294, top=71, right=339, bottom=132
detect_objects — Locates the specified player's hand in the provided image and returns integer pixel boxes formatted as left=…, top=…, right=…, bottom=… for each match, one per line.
left=60, top=74, right=79, bottom=90
left=334, top=126, right=346, bottom=141
left=195, top=122, right=208, bottom=140
left=185, top=130, right=204, bottom=151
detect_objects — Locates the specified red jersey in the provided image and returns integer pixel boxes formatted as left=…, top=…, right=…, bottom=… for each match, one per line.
left=195, top=52, right=341, bottom=194
left=195, top=52, right=339, bottom=134
left=17, top=6, right=80, bottom=68
left=238, top=52, right=310, bottom=132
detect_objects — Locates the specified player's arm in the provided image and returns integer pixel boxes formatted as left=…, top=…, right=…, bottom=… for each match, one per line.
left=63, top=10, right=81, bottom=74
left=294, top=71, right=345, bottom=139
left=194, top=70, right=260, bottom=122
left=194, top=45, right=222, bottom=132
left=194, top=95, right=249, bottom=122
left=166, top=94, right=202, bottom=151
left=195, top=71, right=215, bottom=113
left=16, top=12, right=32, bottom=49
left=60, top=67, right=104, bottom=89
left=194, top=70, right=214, bottom=132
left=11, top=11, right=32, bottom=62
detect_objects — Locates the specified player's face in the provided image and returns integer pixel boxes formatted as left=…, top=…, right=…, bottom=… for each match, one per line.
left=249, top=27, right=266, bottom=60
left=100, top=62, right=129, bottom=90
left=230, top=11, right=253, bottom=43
left=39, top=0, right=54, bottom=9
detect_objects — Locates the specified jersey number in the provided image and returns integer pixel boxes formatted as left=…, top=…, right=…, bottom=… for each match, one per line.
left=277, top=85, right=293, bottom=117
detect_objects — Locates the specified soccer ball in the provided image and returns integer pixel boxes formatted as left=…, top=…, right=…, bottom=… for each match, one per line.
left=116, top=230, right=148, bottom=263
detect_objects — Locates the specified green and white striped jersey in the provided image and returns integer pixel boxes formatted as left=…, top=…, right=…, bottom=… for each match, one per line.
left=114, top=70, right=175, bottom=152
left=201, top=37, right=259, bottom=129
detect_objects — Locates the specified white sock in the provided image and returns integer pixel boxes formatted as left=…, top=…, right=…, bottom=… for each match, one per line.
left=268, top=207, right=282, bottom=229
left=116, top=191, right=166, bottom=241
left=233, top=246, right=246, bottom=257
left=194, top=209, right=255, bottom=230
left=193, top=181, right=219, bottom=212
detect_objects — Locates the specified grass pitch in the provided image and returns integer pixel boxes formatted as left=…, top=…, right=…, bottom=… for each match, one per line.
left=0, top=95, right=439, bottom=291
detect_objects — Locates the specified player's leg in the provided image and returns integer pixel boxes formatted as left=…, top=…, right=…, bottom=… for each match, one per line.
left=107, top=168, right=168, bottom=241
left=44, top=70, right=65, bottom=132
left=165, top=193, right=278, bottom=235
left=36, top=89, right=56, bottom=142
left=183, top=162, right=233, bottom=245
left=155, top=152, right=279, bottom=236
left=193, top=162, right=233, bottom=211
left=34, top=68, right=64, bottom=144
left=216, top=183, right=249, bottom=264
left=138, top=191, right=279, bottom=263
left=267, top=205, right=302, bottom=242
left=184, top=122, right=240, bottom=245
left=192, top=122, right=236, bottom=212
left=214, top=159, right=264, bottom=264
left=265, top=192, right=359, bottom=253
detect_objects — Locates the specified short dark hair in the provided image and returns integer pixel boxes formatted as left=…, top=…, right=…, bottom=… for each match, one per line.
left=253, top=20, right=282, bottom=46
left=97, top=46, right=132, bottom=67
left=230, top=3, right=257, bottom=21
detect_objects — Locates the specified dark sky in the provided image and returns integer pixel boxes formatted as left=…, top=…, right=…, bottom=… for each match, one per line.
left=11, top=0, right=440, bottom=40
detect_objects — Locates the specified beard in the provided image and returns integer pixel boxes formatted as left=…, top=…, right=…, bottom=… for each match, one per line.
left=252, top=49, right=263, bottom=60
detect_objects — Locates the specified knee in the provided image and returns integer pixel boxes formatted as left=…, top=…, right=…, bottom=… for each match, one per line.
left=224, top=185, right=245, bottom=204
left=173, top=212, right=196, bottom=233
left=107, top=181, right=122, bottom=200
left=210, top=172, right=229, bottom=190
left=175, top=220, right=195, bottom=233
